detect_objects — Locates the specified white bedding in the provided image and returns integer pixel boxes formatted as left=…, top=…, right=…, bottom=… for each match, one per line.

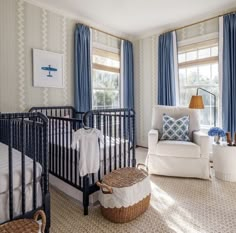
left=49, top=134, right=130, bottom=159
left=0, top=182, right=42, bottom=223
left=48, top=133, right=133, bottom=185
left=0, top=142, right=42, bottom=223
left=49, top=135, right=131, bottom=169
left=0, top=142, right=42, bottom=194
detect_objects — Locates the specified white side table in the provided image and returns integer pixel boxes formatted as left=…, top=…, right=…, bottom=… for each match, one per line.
left=213, top=143, right=236, bottom=182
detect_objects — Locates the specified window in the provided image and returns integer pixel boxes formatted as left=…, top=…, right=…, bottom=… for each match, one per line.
left=178, top=40, right=219, bottom=128
left=92, top=48, right=120, bottom=109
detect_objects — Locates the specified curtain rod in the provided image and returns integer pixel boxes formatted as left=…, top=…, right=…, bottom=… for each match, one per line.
left=79, top=23, right=127, bottom=41
left=164, top=9, right=236, bottom=34
left=81, top=8, right=236, bottom=39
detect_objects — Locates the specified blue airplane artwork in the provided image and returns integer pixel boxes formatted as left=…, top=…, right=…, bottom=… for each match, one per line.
left=41, top=65, right=57, bottom=77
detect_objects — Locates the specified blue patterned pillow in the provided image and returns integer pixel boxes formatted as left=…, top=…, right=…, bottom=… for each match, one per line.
left=161, top=114, right=190, bottom=141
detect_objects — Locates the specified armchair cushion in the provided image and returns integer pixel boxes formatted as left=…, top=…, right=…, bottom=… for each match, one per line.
left=161, top=114, right=190, bottom=141
left=155, top=140, right=201, bottom=158
left=151, top=105, right=200, bottom=141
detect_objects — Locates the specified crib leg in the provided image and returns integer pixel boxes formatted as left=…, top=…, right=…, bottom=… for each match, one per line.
left=44, top=192, right=51, bottom=232
left=83, top=176, right=89, bottom=215
left=132, top=158, right=136, bottom=167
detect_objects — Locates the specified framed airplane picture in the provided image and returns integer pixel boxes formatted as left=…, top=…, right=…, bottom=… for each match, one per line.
left=33, top=49, right=64, bottom=88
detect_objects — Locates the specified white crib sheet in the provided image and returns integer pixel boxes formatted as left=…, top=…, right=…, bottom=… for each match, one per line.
left=0, top=142, right=42, bottom=194
left=0, top=182, right=42, bottom=223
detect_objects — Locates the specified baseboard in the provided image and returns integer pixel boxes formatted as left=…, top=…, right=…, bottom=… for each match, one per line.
left=49, top=174, right=99, bottom=205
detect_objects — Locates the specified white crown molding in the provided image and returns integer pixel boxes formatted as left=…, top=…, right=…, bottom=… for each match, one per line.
left=23, top=0, right=133, bottom=41
left=133, top=5, right=236, bottom=41
left=24, top=0, right=236, bottom=43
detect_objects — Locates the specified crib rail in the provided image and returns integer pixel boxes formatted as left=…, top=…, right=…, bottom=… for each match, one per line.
left=0, top=112, right=49, bottom=227
left=29, top=106, right=83, bottom=119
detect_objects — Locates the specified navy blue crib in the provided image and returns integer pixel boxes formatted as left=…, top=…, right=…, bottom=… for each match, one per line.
left=0, top=112, right=50, bottom=232
left=29, top=106, right=136, bottom=215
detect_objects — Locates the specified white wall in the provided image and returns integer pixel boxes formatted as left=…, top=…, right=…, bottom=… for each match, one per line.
left=0, top=0, right=120, bottom=113
left=133, top=35, right=159, bottom=146
left=0, top=0, right=77, bottom=112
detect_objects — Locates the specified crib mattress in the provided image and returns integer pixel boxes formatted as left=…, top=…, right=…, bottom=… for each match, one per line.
left=0, top=142, right=42, bottom=194
left=0, top=182, right=42, bottom=223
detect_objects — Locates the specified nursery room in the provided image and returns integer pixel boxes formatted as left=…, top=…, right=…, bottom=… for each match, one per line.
left=0, top=0, right=236, bottom=232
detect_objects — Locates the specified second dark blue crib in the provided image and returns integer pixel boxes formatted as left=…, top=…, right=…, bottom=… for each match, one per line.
left=29, top=106, right=136, bottom=215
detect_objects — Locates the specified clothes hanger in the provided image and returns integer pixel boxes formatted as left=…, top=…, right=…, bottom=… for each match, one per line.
left=83, top=124, right=91, bottom=130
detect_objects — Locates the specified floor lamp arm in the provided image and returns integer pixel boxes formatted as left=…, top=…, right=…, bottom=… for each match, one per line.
left=196, top=87, right=216, bottom=127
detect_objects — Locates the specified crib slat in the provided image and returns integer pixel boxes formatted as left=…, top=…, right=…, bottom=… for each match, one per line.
left=128, top=110, right=131, bottom=167
left=49, top=117, right=52, bottom=171
left=51, top=118, right=55, bottom=174
left=97, top=114, right=101, bottom=181
left=21, top=118, right=26, bottom=214
left=91, top=115, right=95, bottom=185
left=33, top=121, right=37, bottom=209
left=8, top=119, right=13, bottom=220
left=109, top=114, right=112, bottom=172
left=40, top=127, right=45, bottom=198
left=56, top=119, right=59, bottom=176
left=62, top=119, right=65, bottom=178
left=114, top=112, right=117, bottom=170
left=103, top=115, right=107, bottom=175
left=70, top=122, right=73, bottom=182
left=119, top=111, right=122, bottom=168
left=132, top=111, right=136, bottom=167
left=38, top=127, right=44, bottom=200
left=66, top=120, right=69, bottom=181
left=43, top=117, right=49, bottom=195
left=123, top=111, right=126, bottom=167
left=75, top=149, right=78, bottom=185
left=59, top=119, right=62, bottom=177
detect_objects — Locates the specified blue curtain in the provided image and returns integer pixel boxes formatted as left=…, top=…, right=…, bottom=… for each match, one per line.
left=74, top=24, right=92, bottom=112
left=123, top=40, right=134, bottom=109
left=158, top=32, right=176, bottom=106
left=222, top=14, right=236, bottom=137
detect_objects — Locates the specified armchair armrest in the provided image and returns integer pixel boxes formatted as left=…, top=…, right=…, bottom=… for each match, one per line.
left=148, top=129, right=159, bottom=154
left=193, top=131, right=210, bottom=158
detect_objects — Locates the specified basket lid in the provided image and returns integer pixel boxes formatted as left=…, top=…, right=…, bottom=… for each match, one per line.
left=0, top=219, right=39, bottom=233
left=102, top=167, right=148, bottom=188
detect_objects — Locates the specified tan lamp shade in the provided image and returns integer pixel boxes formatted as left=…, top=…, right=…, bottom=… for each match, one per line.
left=189, top=96, right=204, bottom=109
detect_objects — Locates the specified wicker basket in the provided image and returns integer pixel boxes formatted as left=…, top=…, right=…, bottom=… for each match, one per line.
left=97, top=165, right=151, bottom=223
left=0, top=210, right=46, bottom=233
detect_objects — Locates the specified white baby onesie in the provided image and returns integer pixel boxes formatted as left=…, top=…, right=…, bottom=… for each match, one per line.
left=71, top=128, right=103, bottom=176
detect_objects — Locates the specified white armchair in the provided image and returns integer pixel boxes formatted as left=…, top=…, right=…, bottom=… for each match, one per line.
left=147, top=105, right=210, bottom=179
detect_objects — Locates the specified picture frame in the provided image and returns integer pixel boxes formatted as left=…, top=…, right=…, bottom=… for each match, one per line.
left=33, top=49, right=64, bottom=88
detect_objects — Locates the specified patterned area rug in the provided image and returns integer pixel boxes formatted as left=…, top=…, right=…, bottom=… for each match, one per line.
left=50, top=175, right=236, bottom=233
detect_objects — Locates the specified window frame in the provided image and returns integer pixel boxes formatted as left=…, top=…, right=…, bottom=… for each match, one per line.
left=177, top=39, right=220, bottom=128
left=91, top=44, right=121, bottom=110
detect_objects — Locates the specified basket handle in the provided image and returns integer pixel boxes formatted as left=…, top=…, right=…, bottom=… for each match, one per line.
left=96, top=181, right=113, bottom=194
left=34, top=210, right=46, bottom=233
left=137, top=163, right=149, bottom=173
